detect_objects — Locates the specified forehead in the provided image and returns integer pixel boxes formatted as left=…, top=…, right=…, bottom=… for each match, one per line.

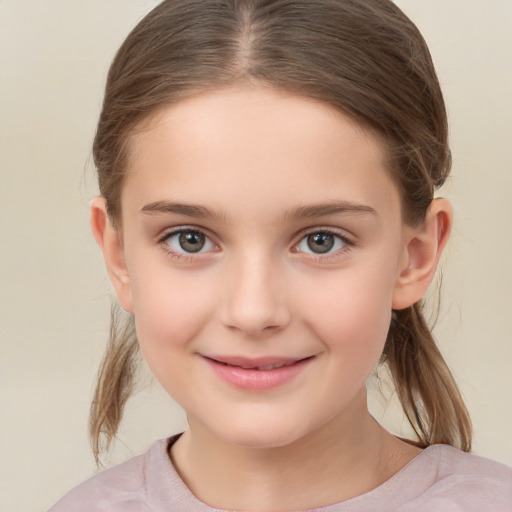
left=122, top=86, right=401, bottom=222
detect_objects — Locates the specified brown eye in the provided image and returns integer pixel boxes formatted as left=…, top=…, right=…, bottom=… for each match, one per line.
left=164, top=229, right=214, bottom=254
left=306, top=233, right=335, bottom=253
left=178, top=230, right=205, bottom=252
left=296, top=231, right=347, bottom=255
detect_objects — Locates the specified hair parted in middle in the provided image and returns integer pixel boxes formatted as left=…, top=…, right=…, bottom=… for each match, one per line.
left=89, top=0, right=471, bottom=461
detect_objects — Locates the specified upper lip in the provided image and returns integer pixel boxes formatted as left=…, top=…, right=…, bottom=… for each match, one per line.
left=202, top=354, right=313, bottom=370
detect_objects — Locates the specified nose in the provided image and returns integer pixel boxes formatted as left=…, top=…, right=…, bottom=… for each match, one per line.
left=220, top=253, right=291, bottom=338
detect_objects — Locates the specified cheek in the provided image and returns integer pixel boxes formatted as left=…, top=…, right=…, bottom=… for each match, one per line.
left=298, top=263, right=396, bottom=366
left=129, top=266, right=215, bottom=362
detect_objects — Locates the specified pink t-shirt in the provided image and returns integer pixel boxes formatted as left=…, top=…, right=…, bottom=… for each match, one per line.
left=48, top=435, right=512, bottom=511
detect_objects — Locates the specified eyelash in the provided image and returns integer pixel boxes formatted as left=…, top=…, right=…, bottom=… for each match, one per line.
left=157, top=226, right=355, bottom=262
left=294, top=228, right=354, bottom=262
left=157, top=226, right=217, bottom=262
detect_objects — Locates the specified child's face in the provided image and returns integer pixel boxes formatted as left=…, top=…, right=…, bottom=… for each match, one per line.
left=115, top=86, right=413, bottom=448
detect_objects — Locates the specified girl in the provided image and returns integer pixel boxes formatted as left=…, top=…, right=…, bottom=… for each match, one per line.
left=48, top=0, right=511, bottom=510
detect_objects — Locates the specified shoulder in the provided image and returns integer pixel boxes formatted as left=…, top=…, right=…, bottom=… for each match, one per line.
left=46, top=438, right=170, bottom=512
left=427, top=444, right=512, bottom=483
left=403, top=444, right=512, bottom=511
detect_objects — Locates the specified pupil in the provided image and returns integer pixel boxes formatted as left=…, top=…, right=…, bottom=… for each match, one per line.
left=179, top=231, right=205, bottom=253
left=307, top=233, right=334, bottom=254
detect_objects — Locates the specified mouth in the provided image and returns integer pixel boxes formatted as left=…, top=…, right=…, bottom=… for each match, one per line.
left=203, top=355, right=314, bottom=371
left=201, top=354, right=315, bottom=390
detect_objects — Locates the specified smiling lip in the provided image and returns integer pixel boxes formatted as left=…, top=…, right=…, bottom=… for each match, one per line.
left=202, top=355, right=314, bottom=390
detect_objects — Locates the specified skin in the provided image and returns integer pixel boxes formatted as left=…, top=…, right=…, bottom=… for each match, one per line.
left=91, top=85, right=452, bottom=511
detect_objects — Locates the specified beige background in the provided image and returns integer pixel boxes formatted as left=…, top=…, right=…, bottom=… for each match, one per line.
left=1, top=1, right=511, bottom=511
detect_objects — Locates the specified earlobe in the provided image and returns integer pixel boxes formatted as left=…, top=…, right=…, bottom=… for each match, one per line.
left=392, top=198, right=452, bottom=310
left=89, top=197, right=134, bottom=313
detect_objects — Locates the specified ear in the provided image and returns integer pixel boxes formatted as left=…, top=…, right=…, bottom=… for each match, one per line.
left=392, top=198, right=452, bottom=310
left=90, top=197, right=134, bottom=313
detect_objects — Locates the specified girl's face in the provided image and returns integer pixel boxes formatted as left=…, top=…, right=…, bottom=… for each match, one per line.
left=112, top=86, right=415, bottom=448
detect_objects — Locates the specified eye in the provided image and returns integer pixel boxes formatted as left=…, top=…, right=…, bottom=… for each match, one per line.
left=164, top=229, right=215, bottom=254
left=296, top=231, right=348, bottom=255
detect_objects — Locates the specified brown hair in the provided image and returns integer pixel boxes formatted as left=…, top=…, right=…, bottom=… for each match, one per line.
left=90, top=0, right=471, bottom=460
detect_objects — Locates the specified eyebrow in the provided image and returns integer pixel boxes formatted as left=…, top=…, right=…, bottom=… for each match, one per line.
left=141, top=201, right=228, bottom=222
left=141, top=200, right=377, bottom=222
left=284, top=201, right=378, bottom=220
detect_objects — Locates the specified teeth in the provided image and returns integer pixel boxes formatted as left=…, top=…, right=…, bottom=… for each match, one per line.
left=212, top=358, right=300, bottom=370
left=258, top=364, right=281, bottom=371
left=256, top=361, right=296, bottom=370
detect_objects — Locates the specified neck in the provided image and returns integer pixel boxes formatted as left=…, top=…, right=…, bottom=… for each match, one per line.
left=170, top=394, right=420, bottom=511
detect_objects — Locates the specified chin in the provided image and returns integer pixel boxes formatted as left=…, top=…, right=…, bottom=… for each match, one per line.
left=210, top=417, right=313, bottom=451
left=228, top=432, right=301, bottom=451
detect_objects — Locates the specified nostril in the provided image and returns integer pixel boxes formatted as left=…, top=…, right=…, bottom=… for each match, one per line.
left=220, top=271, right=291, bottom=336
left=225, top=323, right=281, bottom=336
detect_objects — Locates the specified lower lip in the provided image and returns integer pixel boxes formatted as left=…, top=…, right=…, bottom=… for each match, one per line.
left=203, top=357, right=313, bottom=391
